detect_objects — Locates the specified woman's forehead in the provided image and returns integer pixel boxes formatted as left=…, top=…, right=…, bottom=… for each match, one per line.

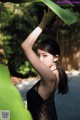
left=37, top=49, right=54, bottom=56
left=37, top=49, right=48, bottom=54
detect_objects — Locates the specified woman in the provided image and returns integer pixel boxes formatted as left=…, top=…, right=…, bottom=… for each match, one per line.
left=21, top=8, right=69, bottom=120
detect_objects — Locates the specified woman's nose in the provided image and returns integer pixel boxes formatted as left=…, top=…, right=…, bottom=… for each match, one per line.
left=39, top=55, right=43, bottom=62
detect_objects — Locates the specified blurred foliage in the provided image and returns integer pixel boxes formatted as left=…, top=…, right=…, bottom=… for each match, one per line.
left=0, top=2, right=80, bottom=77
left=0, top=3, right=39, bottom=77
left=0, top=63, right=32, bottom=120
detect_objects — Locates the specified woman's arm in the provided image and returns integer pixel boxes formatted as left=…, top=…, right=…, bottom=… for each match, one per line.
left=21, top=9, right=55, bottom=86
left=21, top=9, right=54, bottom=49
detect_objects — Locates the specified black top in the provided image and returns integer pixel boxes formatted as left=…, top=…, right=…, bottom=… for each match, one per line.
left=27, top=80, right=58, bottom=120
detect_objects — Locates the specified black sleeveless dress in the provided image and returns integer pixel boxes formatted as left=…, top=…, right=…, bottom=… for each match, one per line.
left=27, top=80, right=58, bottom=120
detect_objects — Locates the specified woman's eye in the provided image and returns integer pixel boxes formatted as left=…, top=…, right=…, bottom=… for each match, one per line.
left=43, top=55, right=47, bottom=57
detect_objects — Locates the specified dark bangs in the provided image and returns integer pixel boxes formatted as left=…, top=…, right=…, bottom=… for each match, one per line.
left=37, top=39, right=60, bottom=56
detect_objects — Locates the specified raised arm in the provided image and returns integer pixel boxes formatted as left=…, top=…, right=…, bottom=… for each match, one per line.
left=21, top=9, right=54, bottom=49
left=21, top=8, right=55, bottom=85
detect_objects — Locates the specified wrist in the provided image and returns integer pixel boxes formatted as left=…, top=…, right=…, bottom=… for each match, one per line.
left=38, top=23, right=46, bottom=31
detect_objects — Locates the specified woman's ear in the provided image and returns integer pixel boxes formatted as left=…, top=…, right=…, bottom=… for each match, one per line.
left=54, top=55, right=59, bottom=62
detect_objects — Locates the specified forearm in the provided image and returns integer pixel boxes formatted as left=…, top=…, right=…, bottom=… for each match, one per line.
left=21, top=26, right=43, bottom=51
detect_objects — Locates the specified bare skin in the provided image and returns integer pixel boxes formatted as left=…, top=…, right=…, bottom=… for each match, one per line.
left=21, top=8, right=59, bottom=100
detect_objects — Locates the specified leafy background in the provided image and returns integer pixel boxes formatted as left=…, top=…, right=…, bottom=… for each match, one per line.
left=0, top=0, right=80, bottom=78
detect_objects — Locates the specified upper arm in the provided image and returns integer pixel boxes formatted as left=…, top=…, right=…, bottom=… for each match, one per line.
left=23, top=48, right=56, bottom=85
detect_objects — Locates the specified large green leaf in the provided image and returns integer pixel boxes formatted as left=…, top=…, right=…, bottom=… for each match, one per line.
left=40, top=0, right=77, bottom=25
left=0, top=64, right=32, bottom=120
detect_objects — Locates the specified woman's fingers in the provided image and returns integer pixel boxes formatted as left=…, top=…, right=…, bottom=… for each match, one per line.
left=43, top=7, right=54, bottom=18
left=47, top=7, right=52, bottom=14
left=39, top=7, right=54, bottom=29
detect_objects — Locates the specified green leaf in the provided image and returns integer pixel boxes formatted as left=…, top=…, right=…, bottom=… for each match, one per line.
left=0, top=64, right=32, bottom=120
left=40, top=0, right=77, bottom=25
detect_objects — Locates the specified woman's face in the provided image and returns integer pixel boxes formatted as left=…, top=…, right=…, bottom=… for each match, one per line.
left=37, top=49, right=58, bottom=68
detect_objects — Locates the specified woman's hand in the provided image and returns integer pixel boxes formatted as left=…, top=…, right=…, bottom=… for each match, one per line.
left=39, top=8, right=54, bottom=30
